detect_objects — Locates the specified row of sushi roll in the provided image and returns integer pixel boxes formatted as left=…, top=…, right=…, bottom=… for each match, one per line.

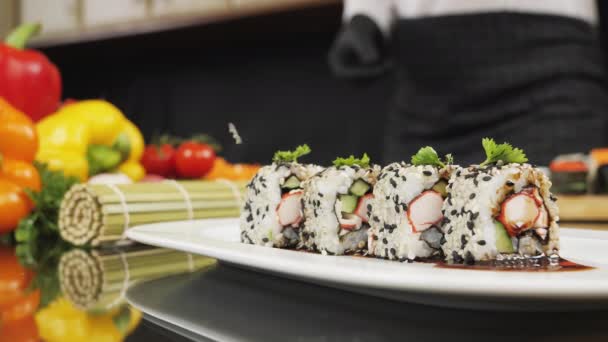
left=240, top=139, right=559, bottom=264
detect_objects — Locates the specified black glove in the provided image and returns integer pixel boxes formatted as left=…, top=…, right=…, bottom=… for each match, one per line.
left=328, top=15, right=391, bottom=81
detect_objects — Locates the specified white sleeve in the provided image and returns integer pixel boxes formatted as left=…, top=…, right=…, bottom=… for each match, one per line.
left=342, top=0, right=395, bottom=35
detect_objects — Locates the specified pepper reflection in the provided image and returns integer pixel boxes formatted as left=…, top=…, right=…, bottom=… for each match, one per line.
left=0, top=244, right=215, bottom=342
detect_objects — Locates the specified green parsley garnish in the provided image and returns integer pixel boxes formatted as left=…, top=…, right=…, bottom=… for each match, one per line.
left=411, top=147, right=453, bottom=168
left=333, top=153, right=371, bottom=168
left=273, top=144, right=311, bottom=163
left=479, top=138, right=528, bottom=166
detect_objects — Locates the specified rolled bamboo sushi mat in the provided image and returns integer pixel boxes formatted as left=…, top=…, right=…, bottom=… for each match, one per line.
left=59, top=247, right=216, bottom=311
left=59, top=180, right=246, bottom=246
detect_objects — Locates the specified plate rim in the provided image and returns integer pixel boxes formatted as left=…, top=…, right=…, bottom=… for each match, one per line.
left=126, top=218, right=608, bottom=300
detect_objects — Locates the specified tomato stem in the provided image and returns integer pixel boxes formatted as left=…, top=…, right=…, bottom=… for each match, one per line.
left=5, top=23, right=41, bottom=50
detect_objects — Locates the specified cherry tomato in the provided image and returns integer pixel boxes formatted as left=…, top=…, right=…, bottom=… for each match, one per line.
left=0, top=158, right=41, bottom=192
left=141, top=144, right=176, bottom=178
left=175, top=142, right=216, bottom=179
left=0, top=179, right=30, bottom=233
left=0, top=315, right=39, bottom=342
left=0, top=247, right=33, bottom=307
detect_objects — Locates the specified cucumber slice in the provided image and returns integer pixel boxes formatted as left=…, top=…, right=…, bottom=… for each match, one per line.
left=431, top=180, right=448, bottom=197
left=349, top=179, right=371, bottom=196
left=494, top=220, right=515, bottom=253
left=339, top=194, right=359, bottom=213
left=282, top=175, right=301, bottom=190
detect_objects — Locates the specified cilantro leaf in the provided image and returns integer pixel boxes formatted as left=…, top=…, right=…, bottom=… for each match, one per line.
left=479, top=138, right=528, bottom=166
left=411, top=147, right=453, bottom=168
left=333, top=153, right=371, bottom=168
left=272, top=144, right=311, bottom=163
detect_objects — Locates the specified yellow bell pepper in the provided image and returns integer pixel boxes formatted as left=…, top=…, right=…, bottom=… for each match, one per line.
left=35, top=297, right=142, bottom=342
left=36, top=100, right=145, bottom=181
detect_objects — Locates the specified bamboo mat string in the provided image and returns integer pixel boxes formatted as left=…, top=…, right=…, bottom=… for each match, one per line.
left=187, top=253, right=194, bottom=271
left=107, top=251, right=131, bottom=310
left=217, top=178, right=242, bottom=206
left=106, top=184, right=131, bottom=238
left=164, top=180, right=194, bottom=220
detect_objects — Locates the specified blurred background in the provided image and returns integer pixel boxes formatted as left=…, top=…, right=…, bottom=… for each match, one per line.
left=1, top=0, right=387, bottom=165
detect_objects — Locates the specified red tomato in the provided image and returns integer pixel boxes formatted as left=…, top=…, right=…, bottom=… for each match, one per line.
left=0, top=315, right=39, bottom=342
left=0, top=247, right=33, bottom=307
left=175, top=142, right=216, bottom=179
left=141, top=144, right=176, bottom=178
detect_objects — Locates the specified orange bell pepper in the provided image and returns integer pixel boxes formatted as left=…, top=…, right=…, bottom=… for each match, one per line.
left=0, top=98, right=40, bottom=233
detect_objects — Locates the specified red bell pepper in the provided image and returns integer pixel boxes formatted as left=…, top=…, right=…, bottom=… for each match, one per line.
left=0, top=23, right=62, bottom=122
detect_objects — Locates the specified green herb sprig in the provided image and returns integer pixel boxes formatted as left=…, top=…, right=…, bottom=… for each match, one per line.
left=15, top=162, right=78, bottom=308
left=273, top=144, right=311, bottom=163
left=411, top=147, right=453, bottom=168
left=333, top=153, right=370, bottom=168
left=479, top=138, right=528, bottom=166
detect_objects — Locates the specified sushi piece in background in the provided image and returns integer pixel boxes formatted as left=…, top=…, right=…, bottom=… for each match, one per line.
left=240, top=145, right=322, bottom=248
left=550, top=153, right=589, bottom=194
left=369, top=147, right=457, bottom=261
left=301, top=154, right=381, bottom=255
left=442, top=139, right=559, bottom=264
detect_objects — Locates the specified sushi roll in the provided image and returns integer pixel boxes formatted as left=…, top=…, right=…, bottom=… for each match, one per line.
left=369, top=147, right=456, bottom=260
left=240, top=145, right=322, bottom=248
left=301, top=154, right=381, bottom=255
left=442, top=139, right=559, bottom=264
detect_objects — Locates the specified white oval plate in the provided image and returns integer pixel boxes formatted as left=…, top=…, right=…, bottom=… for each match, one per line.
left=126, top=218, right=608, bottom=311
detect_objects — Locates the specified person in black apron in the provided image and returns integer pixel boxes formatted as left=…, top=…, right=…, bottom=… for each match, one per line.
left=329, top=0, right=608, bottom=165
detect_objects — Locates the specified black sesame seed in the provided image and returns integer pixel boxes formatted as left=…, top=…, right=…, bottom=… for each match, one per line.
left=390, top=248, right=397, bottom=255
left=262, top=238, right=269, bottom=243
left=470, top=212, right=479, bottom=220
left=384, top=248, right=389, bottom=257
left=246, top=214, right=253, bottom=222
left=373, top=216, right=380, bottom=222
left=456, top=170, right=462, bottom=177
left=506, top=181, right=514, bottom=187
left=311, top=232, right=316, bottom=238
left=450, top=209, right=457, bottom=215
left=390, top=178, right=397, bottom=188
left=265, top=205, right=269, bottom=212
left=452, top=251, right=464, bottom=264
left=447, top=227, right=453, bottom=234
left=550, top=194, right=558, bottom=202
left=401, top=176, right=407, bottom=182
left=385, top=195, right=390, bottom=200
left=395, top=205, right=400, bottom=213
left=373, top=235, right=378, bottom=240
left=440, top=236, right=446, bottom=245
left=469, top=193, right=476, bottom=200
left=379, top=228, right=385, bottom=233
left=367, top=204, right=372, bottom=212
left=477, top=240, right=486, bottom=246
left=383, top=238, right=388, bottom=244
left=464, top=251, right=475, bottom=265
left=482, top=176, right=492, bottom=181
left=467, top=221, right=475, bottom=230
left=256, top=209, right=260, bottom=215
left=318, top=192, right=324, bottom=197
left=461, top=235, right=468, bottom=248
